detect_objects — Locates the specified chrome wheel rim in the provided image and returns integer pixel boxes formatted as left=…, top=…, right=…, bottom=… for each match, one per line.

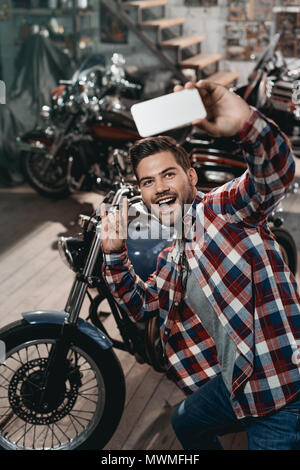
left=0, top=340, right=105, bottom=450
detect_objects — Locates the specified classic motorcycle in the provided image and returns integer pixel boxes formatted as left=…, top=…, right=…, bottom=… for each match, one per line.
left=17, top=53, right=144, bottom=199
left=18, top=52, right=192, bottom=200
left=0, top=166, right=170, bottom=450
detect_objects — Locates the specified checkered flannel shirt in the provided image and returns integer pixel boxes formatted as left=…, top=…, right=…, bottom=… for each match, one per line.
left=102, top=108, right=300, bottom=419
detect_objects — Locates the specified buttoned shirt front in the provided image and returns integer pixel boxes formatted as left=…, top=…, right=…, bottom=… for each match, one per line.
left=102, top=109, right=300, bottom=419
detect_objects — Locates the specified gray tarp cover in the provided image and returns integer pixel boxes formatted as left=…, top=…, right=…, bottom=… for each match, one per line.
left=0, top=34, right=72, bottom=185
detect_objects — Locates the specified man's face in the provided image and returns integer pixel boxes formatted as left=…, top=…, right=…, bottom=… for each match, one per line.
left=136, top=151, right=198, bottom=226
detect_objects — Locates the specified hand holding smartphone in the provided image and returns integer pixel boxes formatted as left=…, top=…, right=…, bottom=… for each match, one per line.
left=130, top=88, right=207, bottom=138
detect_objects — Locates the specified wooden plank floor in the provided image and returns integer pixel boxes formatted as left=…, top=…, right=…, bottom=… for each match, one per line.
left=0, top=157, right=299, bottom=450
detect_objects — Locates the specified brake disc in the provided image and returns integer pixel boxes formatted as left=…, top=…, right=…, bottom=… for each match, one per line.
left=8, top=358, right=81, bottom=425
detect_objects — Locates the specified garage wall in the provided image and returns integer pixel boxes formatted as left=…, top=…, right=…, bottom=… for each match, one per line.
left=95, top=0, right=256, bottom=92
left=166, top=0, right=228, bottom=57
left=0, top=0, right=279, bottom=95
left=97, top=2, right=230, bottom=68
left=165, top=0, right=255, bottom=85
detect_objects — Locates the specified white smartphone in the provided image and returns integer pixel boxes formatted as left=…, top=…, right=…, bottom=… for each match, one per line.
left=130, top=88, right=207, bottom=138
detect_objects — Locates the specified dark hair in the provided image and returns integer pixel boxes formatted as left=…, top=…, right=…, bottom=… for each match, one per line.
left=129, top=135, right=191, bottom=182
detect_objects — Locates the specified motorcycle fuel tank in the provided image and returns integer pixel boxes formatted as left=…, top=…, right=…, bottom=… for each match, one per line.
left=91, top=110, right=140, bottom=142
left=126, top=213, right=174, bottom=281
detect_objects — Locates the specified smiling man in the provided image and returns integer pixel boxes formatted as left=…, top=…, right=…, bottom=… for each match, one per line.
left=100, top=80, right=300, bottom=450
left=131, top=137, right=198, bottom=229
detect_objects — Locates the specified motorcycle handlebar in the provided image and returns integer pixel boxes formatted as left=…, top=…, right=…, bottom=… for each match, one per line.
left=118, top=78, right=142, bottom=90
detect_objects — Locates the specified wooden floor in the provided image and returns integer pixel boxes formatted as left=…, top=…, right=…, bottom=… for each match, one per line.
left=0, top=158, right=299, bottom=450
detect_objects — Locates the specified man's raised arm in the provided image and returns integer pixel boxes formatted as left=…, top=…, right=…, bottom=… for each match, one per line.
left=175, top=80, right=295, bottom=225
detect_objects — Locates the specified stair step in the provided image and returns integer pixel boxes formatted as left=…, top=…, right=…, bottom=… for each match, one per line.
left=206, top=71, right=239, bottom=87
left=140, top=17, right=185, bottom=29
left=159, top=35, right=204, bottom=49
left=121, top=0, right=167, bottom=8
left=179, top=53, right=222, bottom=69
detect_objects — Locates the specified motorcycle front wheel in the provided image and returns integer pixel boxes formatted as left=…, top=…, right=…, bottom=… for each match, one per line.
left=22, top=147, right=70, bottom=199
left=0, top=321, right=125, bottom=450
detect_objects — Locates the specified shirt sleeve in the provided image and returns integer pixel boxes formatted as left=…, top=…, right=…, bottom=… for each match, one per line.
left=101, top=247, right=161, bottom=321
left=206, top=107, right=295, bottom=226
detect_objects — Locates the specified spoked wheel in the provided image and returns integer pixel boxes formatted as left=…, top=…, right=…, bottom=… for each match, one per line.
left=0, top=321, right=125, bottom=450
left=22, top=146, right=70, bottom=199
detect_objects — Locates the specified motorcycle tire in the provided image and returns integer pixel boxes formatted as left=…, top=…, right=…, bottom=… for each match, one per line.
left=22, top=149, right=70, bottom=199
left=0, top=320, right=125, bottom=450
left=272, top=227, right=298, bottom=276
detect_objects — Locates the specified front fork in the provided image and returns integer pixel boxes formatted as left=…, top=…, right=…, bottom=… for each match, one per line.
left=43, top=227, right=103, bottom=398
left=39, top=323, right=76, bottom=410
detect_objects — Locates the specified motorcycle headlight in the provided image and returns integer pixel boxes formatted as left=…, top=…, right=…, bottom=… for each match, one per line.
left=58, top=236, right=85, bottom=272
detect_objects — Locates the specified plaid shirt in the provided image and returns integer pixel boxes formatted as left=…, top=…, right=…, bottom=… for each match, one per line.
left=102, top=109, right=300, bottom=419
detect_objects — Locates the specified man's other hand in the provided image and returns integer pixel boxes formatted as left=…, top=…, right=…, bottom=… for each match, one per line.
left=100, top=197, right=128, bottom=253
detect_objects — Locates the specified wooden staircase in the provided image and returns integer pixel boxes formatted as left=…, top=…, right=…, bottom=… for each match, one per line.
left=102, top=0, right=239, bottom=86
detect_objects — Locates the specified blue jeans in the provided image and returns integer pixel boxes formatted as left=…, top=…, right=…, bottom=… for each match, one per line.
left=171, top=374, right=300, bottom=450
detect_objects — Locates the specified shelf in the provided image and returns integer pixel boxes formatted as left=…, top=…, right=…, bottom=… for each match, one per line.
left=9, top=8, right=94, bottom=16
left=273, top=6, right=300, bottom=13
